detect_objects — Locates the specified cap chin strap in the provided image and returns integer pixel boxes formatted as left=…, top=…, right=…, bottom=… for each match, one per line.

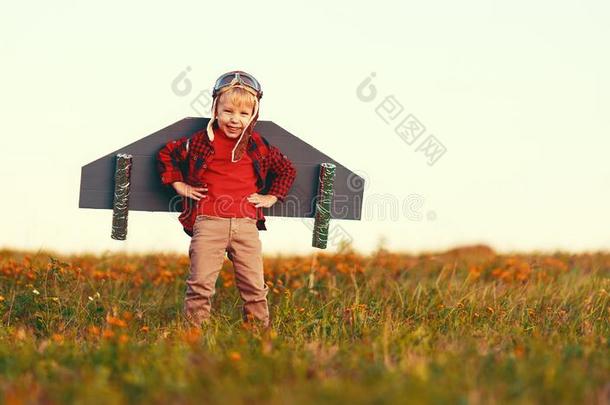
left=206, top=97, right=218, bottom=143
left=231, top=97, right=259, bottom=162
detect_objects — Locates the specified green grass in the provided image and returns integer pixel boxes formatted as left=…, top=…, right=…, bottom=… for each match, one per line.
left=0, top=246, right=608, bottom=404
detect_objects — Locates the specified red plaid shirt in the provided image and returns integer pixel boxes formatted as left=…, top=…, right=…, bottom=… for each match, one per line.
left=157, top=128, right=297, bottom=237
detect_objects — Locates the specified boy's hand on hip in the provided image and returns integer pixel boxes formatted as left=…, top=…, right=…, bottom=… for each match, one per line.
left=247, top=193, right=278, bottom=208
left=172, top=181, right=208, bottom=201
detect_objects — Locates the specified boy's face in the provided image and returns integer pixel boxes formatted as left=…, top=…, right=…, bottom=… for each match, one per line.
left=216, top=94, right=254, bottom=139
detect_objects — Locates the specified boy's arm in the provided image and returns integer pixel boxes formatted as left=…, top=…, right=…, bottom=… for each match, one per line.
left=265, top=144, right=297, bottom=202
left=157, top=136, right=189, bottom=186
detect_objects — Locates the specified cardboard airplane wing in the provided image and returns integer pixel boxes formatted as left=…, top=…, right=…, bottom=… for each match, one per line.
left=79, top=117, right=364, bottom=220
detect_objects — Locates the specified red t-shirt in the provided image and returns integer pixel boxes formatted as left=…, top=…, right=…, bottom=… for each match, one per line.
left=197, top=126, right=258, bottom=218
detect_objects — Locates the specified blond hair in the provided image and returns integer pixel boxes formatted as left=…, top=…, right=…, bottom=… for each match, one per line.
left=215, top=86, right=257, bottom=114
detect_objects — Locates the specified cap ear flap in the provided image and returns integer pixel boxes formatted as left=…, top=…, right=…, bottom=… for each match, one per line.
left=206, top=97, right=218, bottom=142
left=247, top=98, right=260, bottom=135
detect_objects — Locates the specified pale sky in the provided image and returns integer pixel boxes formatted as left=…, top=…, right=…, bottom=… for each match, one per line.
left=1, top=0, right=609, bottom=256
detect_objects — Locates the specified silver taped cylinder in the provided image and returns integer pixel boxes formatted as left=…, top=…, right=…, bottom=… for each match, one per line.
left=312, top=162, right=336, bottom=249
left=111, top=153, right=132, bottom=240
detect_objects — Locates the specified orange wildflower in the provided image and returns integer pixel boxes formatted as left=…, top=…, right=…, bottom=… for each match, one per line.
left=102, top=329, right=115, bottom=339
left=182, top=327, right=201, bottom=345
left=88, top=325, right=100, bottom=336
left=468, top=265, right=482, bottom=280
left=106, top=314, right=127, bottom=328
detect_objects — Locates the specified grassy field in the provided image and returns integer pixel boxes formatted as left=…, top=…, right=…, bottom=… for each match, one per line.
left=0, top=244, right=608, bottom=404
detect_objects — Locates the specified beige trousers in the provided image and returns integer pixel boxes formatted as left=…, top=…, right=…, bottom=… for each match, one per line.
left=184, top=214, right=270, bottom=327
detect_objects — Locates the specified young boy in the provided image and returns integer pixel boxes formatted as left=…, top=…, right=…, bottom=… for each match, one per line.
left=157, top=71, right=297, bottom=328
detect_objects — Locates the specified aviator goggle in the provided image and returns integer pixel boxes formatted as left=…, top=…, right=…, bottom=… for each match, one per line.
left=212, top=71, right=263, bottom=100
